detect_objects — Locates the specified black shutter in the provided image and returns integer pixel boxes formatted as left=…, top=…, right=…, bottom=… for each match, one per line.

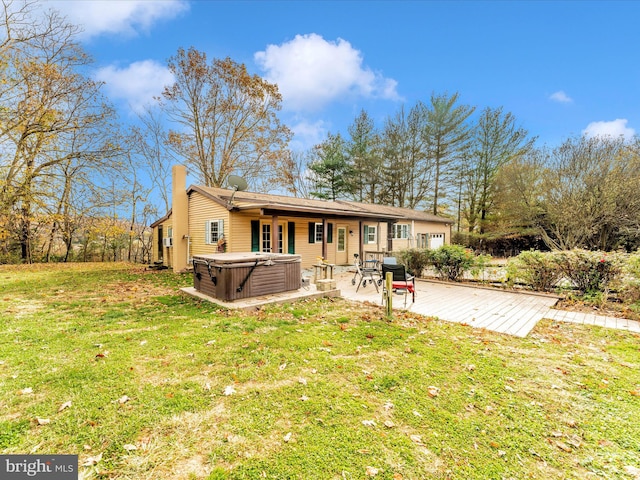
left=308, top=222, right=315, bottom=243
left=327, top=223, right=333, bottom=243
left=288, top=222, right=295, bottom=254
left=251, top=220, right=260, bottom=252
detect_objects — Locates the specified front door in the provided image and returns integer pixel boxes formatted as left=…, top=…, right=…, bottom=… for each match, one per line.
left=336, top=226, right=348, bottom=264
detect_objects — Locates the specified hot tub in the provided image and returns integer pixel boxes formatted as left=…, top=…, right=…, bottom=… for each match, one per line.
left=192, top=252, right=301, bottom=301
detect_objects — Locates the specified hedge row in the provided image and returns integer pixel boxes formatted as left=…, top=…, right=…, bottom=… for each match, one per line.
left=396, top=246, right=640, bottom=302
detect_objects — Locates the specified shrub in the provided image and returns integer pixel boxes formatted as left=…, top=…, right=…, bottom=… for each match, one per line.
left=396, top=248, right=430, bottom=277
left=425, top=244, right=476, bottom=282
left=620, top=250, right=640, bottom=303
left=552, top=249, right=623, bottom=295
left=506, top=250, right=562, bottom=292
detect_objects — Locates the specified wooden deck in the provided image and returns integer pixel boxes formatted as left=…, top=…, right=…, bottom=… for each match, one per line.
left=336, top=273, right=561, bottom=337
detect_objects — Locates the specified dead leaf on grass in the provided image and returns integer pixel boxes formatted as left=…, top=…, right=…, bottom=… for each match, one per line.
left=36, top=418, right=50, bottom=425
left=17, top=387, right=33, bottom=395
left=58, top=401, right=72, bottom=412
left=554, top=440, right=572, bottom=452
left=409, top=435, right=424, bottom=446
left=283, top=432, right=292, bottom=443
left=118, top=395, right=130, bottom=404
left=362, top=420, right=376, bottom=427
left=82, top=453, right=102, bottom=466
left=365, top=466, right=379, bottom=476
left=123, top=444, right=137, bottom=451
left=624, top=465, right=640, bottom=479
left=383, top=420, right=395, bottom=428
left=279, top=363, right=287, bottom=371
left=223, top=385, right=236, bottom=396
left=427, top=386, right=440, bottom=397
left=383, top=402, right=394, bottom=410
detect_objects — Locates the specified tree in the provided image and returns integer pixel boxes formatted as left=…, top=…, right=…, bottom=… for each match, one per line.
left=379, top=103, right=432, bottom=209
left=537, top=135, right=640, bottom=251
left=279, top=150, right=311, bottom=198
left=463, top=107, right=535, bottom=233
left=0, top=4, right=117, bottom=262
left=423, top=92, right=474, bottom=216
left=346, top=109, right=383, bottom=203
left=307, top=133, right=352, bottom=201
left=162, top=47, right=292, bottom=191
left=133, top=106, right=173, bottom=213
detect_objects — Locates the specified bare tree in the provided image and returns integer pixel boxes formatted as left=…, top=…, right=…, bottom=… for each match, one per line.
left=463, top=107, right=535, bottom=233
left=0, top=4, right=117, bottom=262
left=162, top=47, right=292, bottom=191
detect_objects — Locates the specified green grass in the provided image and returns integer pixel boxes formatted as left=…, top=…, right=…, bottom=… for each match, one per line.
left=1, top=263, right=640, bottom=479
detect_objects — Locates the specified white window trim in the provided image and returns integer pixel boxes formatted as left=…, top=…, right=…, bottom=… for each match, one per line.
left=314, top=223, right=323, bottom=243
left=365, top=225, right=377, bottom=244
left=392, top=224, right=410, bottom=240
left=205, top=219, right=224, bottom=244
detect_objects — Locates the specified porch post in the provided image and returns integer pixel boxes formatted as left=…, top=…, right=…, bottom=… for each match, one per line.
left=272, top=215, right=279, bottom=253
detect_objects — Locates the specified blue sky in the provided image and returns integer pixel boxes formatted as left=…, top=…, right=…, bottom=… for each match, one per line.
left=46, top=0, right=639, bottom=151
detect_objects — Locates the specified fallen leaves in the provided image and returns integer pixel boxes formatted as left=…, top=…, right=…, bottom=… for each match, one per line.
left=58, top=400, right=72, bottom=412
left=223, top=385, right=236, bottom=396
left=82, top=453, right=102, bottom=467
left=123, top=443, right=137, bottom=452
left=427, top=386, right=440, bottom=398
left=365, top=466, right=379, bottom=476
left=283, top=432, right=292, bottom=443
left=362, top=419, right=376, bottom=427
left=17, top=387, right=33, bottom=395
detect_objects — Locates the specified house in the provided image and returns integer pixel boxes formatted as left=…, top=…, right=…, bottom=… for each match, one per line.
left=151, top=166, right=452, bottom=273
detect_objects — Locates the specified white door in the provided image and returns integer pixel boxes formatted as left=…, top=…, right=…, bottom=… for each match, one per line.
left=430, top=233, right=445, bottom=249
left=336, top=226, right=348, bottom=264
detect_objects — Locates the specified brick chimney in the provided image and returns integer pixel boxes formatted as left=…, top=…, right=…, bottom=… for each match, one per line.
left=172, top=165, right=189, bottom=273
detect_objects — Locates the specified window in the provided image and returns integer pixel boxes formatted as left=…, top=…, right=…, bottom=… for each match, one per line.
left=364, top=225, right=377, bottom=244
left=262, top=223, right=283, bottom=253
left=315, top=223, right=323, bottom=243
left=205, top=220, right=224, bottom=244
left=308, top=222, right=333, bottom=243
left=262, top=224, right=271, bottom=252
left=167, top=226, right=173, bottom=238
left=392, top=224, right=410, bottom=239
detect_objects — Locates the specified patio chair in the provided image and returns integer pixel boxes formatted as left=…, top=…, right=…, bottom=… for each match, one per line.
left=381, top=264, right=415, bottom=307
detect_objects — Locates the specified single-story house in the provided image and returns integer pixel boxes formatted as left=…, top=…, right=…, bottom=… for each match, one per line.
left=151, top=166, right=453, bottom=272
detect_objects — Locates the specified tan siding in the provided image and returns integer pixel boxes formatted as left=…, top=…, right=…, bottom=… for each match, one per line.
left=152, top=219, right=172, bottom=267
left=188, top=192, right=231, bottom=259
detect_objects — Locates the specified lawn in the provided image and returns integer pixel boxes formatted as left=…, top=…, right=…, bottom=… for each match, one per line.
left=1, top=263, right=640, bottom=479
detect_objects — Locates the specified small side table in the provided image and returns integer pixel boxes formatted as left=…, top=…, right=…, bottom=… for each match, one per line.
left=313, top=263, right=336, bottom=291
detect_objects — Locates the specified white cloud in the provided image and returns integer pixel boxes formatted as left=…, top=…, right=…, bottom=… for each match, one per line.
left=254, top=33, right=401, bottom=112
left=549, top=90, right=572, bottom=103
left=46, top=0, right=189, bottom=38
left=289, top=118, right=329, bottom=151
left=582, top=119, right=635, bottom=140
left=94, top=60, right=174, bottom=113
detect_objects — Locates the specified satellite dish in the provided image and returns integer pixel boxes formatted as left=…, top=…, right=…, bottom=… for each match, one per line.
left=227, top=175, right=248, bottom=192
left=227, top=175, right=247, bottom=205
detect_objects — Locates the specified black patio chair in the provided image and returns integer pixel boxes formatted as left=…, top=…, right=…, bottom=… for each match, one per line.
left=381, top=264, right=415, bottom=307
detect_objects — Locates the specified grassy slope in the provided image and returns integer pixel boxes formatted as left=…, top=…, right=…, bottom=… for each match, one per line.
left=1, top=263, right=640, bottom=480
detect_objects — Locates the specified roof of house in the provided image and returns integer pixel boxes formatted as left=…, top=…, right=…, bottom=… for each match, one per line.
left=186, top=185, right=452, bottom=224
left=150, top=209, right=172, bottom=228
